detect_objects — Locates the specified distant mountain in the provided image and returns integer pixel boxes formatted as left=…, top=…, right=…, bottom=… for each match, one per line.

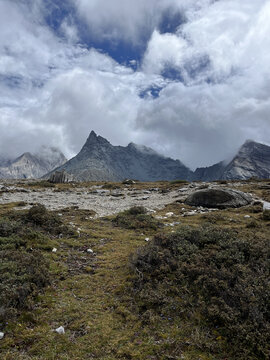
left=47, top=131, right=192, bottom=181
left=193, top=140, right=270, bottom=181
left=0, top=156, right=12, bottom=168
left=0, top=147, right=67, bottom=179
left=2, top=135, right=269, bottom=182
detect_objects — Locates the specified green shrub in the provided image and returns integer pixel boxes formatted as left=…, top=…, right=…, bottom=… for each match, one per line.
left=262, top=209, right=270, bottom=220
left=170, top=179, right=189, bottom=184
left=113, top=207, right=161, bottom=230
left=0, top=249, right=50, bottom=325
left=0, top=218, right=21, bottom=237
left=131, top=226, right=270, bottom=359
left=125, top=206, right=147, bottom=215
left=25, top=204, right=65, bottom=234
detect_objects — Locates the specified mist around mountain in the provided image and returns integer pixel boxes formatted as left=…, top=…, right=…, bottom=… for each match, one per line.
left=0, top=147, right=67, bottom=179
left=47, top=132, right=270, bottom=182
left=193, top=140, right=270, bottom=181
left=1, top=132, right=269, bottom=182
left=48, top=131, right=192, bottom=182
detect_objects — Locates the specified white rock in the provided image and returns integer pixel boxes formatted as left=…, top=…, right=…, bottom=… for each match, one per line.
left=55, top=326, right=65, bottom=334
left=0, top=332, right=4, bottom=340
left=87, top=249, right=94, bottom=253
left=165, top=212, right=174, bottom=217
left=244, top=215, right=251, bottom=218
left=182, top=211, right=197, bottom=217
left=145, top=238, right=150, bottom=242
left=263, top=201, right=270, bottom=210
left=52, top=248, right=57, bottom=253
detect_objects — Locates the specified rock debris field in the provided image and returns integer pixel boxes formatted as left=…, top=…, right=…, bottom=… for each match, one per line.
left=0, top=180, right=268, bottom=217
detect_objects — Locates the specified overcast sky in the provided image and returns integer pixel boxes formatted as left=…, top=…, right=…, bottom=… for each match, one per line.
left=0, top=0, right=270, bottom=169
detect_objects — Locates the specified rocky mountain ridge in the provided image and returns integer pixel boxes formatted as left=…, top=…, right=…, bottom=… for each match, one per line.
left=1, top=132, right=269, bottom=181
left=0, top=147, right=67, bottom=179
left=48, top=131, right=192, bottom=182
left=48, top=132, right=270, bottom=182
left=193, top=140, right=270, bottom=181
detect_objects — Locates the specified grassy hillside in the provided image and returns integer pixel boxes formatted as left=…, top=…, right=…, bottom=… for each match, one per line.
left=0, top=180, right=269, bottom=359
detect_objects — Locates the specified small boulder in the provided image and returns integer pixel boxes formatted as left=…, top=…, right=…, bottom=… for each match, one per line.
left=185, top=188, right=252, bottom=209
left=0, top=332, right=4, bottom=340
left=122, top=179, right=136, bottom=185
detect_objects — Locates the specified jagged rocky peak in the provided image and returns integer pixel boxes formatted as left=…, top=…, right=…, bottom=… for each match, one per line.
left=238, top=139, right=269, bottom=155
left=192, top=139, right=270, bottom=181
left=83, top=130, right=110, bottom=148
left=47, top=130, right=192, bottom=182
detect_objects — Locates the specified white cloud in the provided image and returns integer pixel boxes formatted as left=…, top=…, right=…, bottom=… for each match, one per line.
left=135, top=0, right=270, bottom=168
left=0, top=0, right=270, bottom=171
left=73, top=0, right=201, bottom=45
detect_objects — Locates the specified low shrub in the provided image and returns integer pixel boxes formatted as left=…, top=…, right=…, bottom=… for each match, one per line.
left=130, top=225, right=270, bottom=359
left=102, top=183, right=120, bottom=190
left=0, top=249, right=50, bottom=325
left=170, top=179, right=189, bottom=185
left=262, top=209, right=270, bottom=220
left=113, top=206, right=161, bottom=230
left=0, top=218, right=21, bottom=237
left=25, top=204, right=65, bottom=235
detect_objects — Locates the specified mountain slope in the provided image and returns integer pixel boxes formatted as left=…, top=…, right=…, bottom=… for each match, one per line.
left=0, top=147, right=67, bottom=179
left=48, top=131, right=192, bottom=182
left=193, top=140, right=270, bottom=181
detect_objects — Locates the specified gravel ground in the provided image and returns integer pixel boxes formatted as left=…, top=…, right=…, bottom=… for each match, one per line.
left=0, top=181, right=264, bottom=217
left=0, top=183, right=192, bottom=217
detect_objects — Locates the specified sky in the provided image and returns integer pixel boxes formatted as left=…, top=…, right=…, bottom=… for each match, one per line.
left=0, top=0, right=270, bottom=169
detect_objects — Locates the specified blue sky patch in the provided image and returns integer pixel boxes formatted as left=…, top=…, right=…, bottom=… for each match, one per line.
left=158, top=8, right=186, bottom=34
left=139, top=85, right=164, bottom=99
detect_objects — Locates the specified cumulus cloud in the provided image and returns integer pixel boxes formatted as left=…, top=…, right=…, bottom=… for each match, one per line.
left=0, top=0, right=270, bottom=170
left=73, top=0, right=201, bottom=45
left=135, top=0, right=270, bottom=167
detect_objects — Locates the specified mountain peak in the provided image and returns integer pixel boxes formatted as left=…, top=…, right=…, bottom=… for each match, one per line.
left=82, top=131, right=111, bottom=150
left=89, top=130, right=98, bottom=138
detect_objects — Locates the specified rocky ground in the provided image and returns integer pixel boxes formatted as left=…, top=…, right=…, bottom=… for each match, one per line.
left=0, top=179, right=269, bottom=217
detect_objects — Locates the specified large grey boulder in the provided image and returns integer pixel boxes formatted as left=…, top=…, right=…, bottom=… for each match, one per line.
left=185, top=188, right=252, bottom=209
left=49, top=170, right=72, bottom=184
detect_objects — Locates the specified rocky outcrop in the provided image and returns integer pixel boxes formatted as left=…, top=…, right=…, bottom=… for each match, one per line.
left=0, top=147, right=67, bottom=179
left=185, top=188, right=253, bottom=209
left=49, top=170, right=72, bottom=184
left=46, top=131, right=192, bottom=182
left=192, top=140, right=270, bottom=181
